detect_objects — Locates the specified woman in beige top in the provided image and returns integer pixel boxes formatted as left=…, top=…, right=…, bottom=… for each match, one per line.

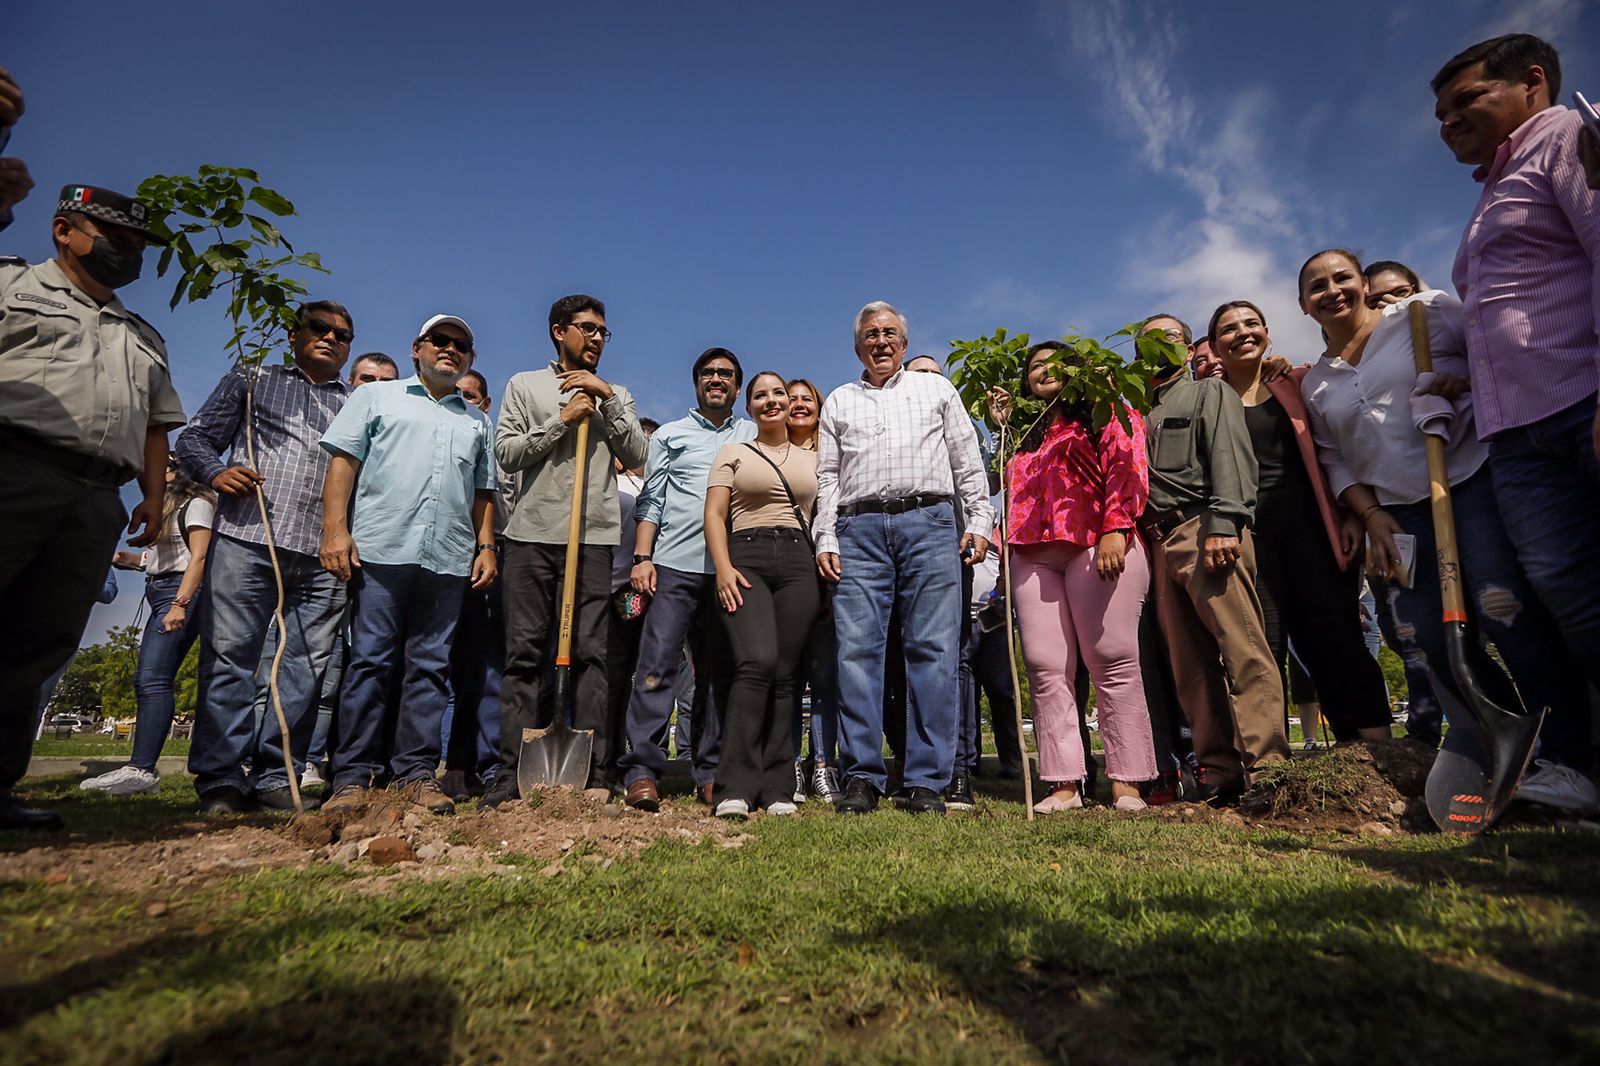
left=704, top=372, right=821, bottom=817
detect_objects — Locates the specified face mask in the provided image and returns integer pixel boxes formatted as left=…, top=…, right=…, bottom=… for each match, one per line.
left=77, top=235, right=144, bottom=289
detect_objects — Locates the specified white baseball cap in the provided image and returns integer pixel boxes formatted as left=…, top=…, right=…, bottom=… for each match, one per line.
left=417, top=314, right=474, bottom=343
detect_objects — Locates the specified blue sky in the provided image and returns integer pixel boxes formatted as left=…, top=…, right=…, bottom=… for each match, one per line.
left=7, top=0, right=1594, bottom=643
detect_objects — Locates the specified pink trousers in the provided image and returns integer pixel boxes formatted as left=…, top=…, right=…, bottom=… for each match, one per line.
left=1009, top=539, right=1157, bottom=784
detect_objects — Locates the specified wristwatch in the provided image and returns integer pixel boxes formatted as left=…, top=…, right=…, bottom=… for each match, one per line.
left=633, top=554, right=653, bottom=564
left=476, top=543, right=498, bottom=555
left=173, top=595, right=193, bottom=609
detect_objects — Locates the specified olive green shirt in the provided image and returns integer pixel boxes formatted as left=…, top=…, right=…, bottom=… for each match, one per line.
left=0, top=257, right=185, bottom=479
left=495, top=363, right=648, bottom=546
left=1144, top=374, right=1257, bottom=539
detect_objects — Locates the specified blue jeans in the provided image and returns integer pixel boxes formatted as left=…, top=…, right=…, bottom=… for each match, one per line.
left=332, top=562, right=465, bottom=788
left=445, top=576, right=503, bottom=781
left=619, top=566, right=726, bottom=788
left=131, top=573, right=203, bottom=770
left=1386, top=466, right=1591, bottom=769
left=832, top=501, right=963, bottom=793
left=191, top=536, right=346, bottom=797
left=1488, top=394, right=1600, bottom=770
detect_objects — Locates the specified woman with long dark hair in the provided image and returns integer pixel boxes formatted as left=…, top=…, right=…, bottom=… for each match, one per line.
left=988, top=341, right=1156, bottom=812
left=1207, top=300, right=1391, bottom=743
left=705, top=372, right=822, bottom=817
left=80, top=461, right=216, bottom=795
left=783, top=377, right=842, bottom=802
left=1296, top=249, right=1594, bottom=808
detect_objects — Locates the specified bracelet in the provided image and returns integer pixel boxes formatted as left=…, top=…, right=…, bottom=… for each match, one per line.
left=172, top=595, right=192, bottom=609
left=1360, top=504, right=1382, bottom=522
left=476, top=543, right=497, bottom=554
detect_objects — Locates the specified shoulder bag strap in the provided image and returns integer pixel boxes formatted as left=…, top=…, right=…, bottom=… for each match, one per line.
left=742, top=442, right=814, bottom=551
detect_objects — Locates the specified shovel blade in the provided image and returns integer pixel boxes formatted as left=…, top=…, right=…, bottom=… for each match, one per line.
left=517, top=720, right=596, bottom=794
left=1426, top=626, right=1547, bottom=833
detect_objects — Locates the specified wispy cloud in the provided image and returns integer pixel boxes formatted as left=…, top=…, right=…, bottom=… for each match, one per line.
left=1476, top=0, right=1583, bottom=41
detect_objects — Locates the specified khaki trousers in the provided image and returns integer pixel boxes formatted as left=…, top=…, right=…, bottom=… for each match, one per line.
left=1148, top=517, right=1289, bottom=788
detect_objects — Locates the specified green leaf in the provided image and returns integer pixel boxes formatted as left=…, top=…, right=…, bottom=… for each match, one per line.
left=247, top=186, right=295, bottom=216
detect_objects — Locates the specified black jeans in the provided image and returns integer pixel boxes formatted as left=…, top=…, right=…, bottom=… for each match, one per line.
left=714, top=528, right=821, bottom=808
left=605, top=605, right=645, bottom=780
left=497, top=540, right=612, bottom=785
left=1253, top=499, right=1390, bottom=738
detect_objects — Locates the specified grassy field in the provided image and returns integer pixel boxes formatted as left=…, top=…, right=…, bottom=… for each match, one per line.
left=2, top=768, right=1596, bottom=1066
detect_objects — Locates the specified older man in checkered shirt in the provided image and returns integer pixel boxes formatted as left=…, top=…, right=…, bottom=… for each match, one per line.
left=814, top=301, right=995, bottom=815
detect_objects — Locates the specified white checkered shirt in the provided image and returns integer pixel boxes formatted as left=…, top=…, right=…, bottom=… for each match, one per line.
left=813, top=367, right=995, bottom=556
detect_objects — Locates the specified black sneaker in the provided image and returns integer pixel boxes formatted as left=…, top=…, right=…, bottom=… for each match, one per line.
left=835, top=776, right=878, bottom=815
left=198, top=786, right=251, bottom=814
left=944, top=771, right=974, bottom=811
left=256, top=786, right=323, bottom=812
left=479, top=777, right=520, bottom=810
left=897, top=787, right=946, bottom=815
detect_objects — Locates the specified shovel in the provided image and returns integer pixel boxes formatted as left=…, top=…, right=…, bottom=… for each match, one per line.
left=1407, top=302, right=1545, bottom=833
left=517, top=416, right=596, bottom=793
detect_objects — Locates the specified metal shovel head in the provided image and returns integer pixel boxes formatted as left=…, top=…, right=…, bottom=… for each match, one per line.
left=518, top=717, right=595, bottom=794
left=1425, top=627, right=1547, bottom=833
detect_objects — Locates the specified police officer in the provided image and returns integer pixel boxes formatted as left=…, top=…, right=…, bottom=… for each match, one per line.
left=0, top=184, right=184, bottom=830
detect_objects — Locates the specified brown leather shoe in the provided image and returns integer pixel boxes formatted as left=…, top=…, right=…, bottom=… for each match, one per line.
left=697, top=783, right=713, bottom=806
left=625, top=778, right=660, bottom=812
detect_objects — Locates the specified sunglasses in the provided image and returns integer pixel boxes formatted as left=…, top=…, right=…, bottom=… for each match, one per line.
left=424, top=331, right=474, bottom=354
left=698, top=366, right=737, bottom=381
left=303, top=318, right=354, bottom=345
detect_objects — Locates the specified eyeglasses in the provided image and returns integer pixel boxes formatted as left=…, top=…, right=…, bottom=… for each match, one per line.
left=303, top=318, right=354, bottom=345
left=567, top=321, right=612, bottom=342
left=423, top=331, right=473, bottom=354
left=860, top=328, right=902, bottom=343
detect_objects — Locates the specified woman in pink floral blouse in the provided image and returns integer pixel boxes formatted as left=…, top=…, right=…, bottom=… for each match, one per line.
left=989, top=341, right=1158, bottom=813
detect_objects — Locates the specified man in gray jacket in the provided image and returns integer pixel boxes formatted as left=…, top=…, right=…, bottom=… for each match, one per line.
left=483, top=294, right=646, bottom=805
left=1137, top=314, right=1289, bottom=806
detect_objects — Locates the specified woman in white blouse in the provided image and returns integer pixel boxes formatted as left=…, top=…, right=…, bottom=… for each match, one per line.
left=1297, top=249, right=1589, bottom=795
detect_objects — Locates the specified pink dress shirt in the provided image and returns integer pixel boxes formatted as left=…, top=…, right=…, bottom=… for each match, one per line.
left=1452, top=106, right=1600, bottom=438
left=1006, top=407, right=1148, bottom=549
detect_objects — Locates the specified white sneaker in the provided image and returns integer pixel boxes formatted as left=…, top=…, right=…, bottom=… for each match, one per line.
left=300, top=763, right=326, bottom=791
left=766, top=801, right=798, bottom=816
left=79, top=765, right=160, bottom=796
left=1515, top=760, right=1600, bottom=814
left=714, top=798, right=749, bottom=819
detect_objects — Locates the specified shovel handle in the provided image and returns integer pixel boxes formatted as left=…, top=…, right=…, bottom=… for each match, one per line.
left=1407, top=302, right=1467, bottom=624
left=556, top=418, right=590, bottom=667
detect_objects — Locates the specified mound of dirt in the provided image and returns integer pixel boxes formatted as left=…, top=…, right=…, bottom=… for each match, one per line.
left=0, top=788, right=749, bottom=898
left=1156, top=740, right=1437, bottom=834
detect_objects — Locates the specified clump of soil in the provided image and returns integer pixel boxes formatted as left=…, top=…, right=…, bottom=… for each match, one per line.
left=0, top=787, right=749, bottom=898
left=1156, top=740, right=1437, bottom=834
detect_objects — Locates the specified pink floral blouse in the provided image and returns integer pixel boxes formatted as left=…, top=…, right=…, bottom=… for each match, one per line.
left=1006, top=408, right=1149, bottom=548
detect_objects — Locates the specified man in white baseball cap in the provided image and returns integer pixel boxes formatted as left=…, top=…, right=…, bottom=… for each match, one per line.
left=317, top=313, right=499, bottom=814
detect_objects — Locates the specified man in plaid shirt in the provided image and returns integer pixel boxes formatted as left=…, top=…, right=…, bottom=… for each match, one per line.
left=814, top=301, right=995, bottom=815
left=173, top=301, right=353, bottom=813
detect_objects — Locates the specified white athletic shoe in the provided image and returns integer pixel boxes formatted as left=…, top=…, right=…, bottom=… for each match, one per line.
left=714, top=798, right=750, bottom=819
left=766, top=801, right=798, bottom=816
left=79, top=765, right=160, bottom=796
left=1515, top=760, right=1600, bottom=814
left=300, top=763, right=326, bottom=791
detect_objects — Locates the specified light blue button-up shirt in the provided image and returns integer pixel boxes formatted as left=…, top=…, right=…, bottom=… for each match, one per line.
left=635, top=408, right=754, bottom=574
left=320, top=376, right=495, bottom=577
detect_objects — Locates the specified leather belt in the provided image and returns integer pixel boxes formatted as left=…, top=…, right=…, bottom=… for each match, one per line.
left=1136, top=502, right=1210, bottom=543
left=841, top=494, right=952, bottom=516
left=0, top=426, right=125, bottom=488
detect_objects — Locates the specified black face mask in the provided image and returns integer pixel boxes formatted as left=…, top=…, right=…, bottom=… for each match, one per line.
left=77, top=236, right=144, bottom=290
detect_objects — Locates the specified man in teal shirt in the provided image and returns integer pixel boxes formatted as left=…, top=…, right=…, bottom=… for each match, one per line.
left=318, top=314, right=498, bottom=815
left=620, top=347, right=755, bottom=810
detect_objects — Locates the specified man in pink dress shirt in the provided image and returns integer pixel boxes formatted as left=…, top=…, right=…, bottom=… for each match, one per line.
left=1435, top=33, right=1600, bottom=812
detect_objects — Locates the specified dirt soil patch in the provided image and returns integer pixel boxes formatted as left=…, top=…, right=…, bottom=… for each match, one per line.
left=0, top=788, right=748, bottom=897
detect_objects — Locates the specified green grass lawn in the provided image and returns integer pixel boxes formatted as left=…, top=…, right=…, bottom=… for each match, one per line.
left=2, top=772, right=1597, bottom=1065
left=29, top=734, right=191, bottom=759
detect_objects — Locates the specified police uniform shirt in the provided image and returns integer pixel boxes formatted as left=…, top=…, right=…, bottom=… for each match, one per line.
left=0, top=257, right=185, bottom=478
